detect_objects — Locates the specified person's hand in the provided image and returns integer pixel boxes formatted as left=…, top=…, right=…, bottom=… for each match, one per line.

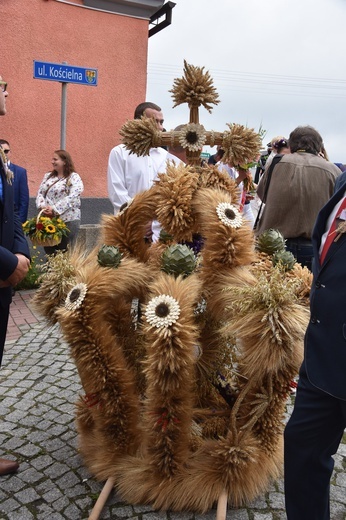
left=144, top=222, right=153, bottom=242
left=236, top=169, right=249, bottom=183
left=7, top=254, right=30, bottom=287
left=42, top=206, right=54, bottom=217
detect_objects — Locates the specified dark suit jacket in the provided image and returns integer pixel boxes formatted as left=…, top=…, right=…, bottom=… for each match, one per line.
left=306, top=185, right=346, bottom=400
left=9, top=162, right=29, bottom=223
left=0, top=160, right=30, bottom=308
left=334, top=170, right=346, bottom=193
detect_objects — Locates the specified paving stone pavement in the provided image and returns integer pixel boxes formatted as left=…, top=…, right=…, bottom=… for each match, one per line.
left=0, top=292, right=345, bottom=520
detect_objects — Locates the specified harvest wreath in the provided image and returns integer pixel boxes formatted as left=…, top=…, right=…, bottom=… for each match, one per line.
left=32, top=62, right=310, bottom=520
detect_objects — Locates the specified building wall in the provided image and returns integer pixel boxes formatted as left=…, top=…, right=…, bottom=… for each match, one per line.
left=1, top=0, right=150, bottom=199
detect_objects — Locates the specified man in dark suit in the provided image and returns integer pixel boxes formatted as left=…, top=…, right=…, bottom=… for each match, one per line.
left=284, top=183, right=346, bottom=519
left=334, top=168, right=346, bottom=193
left=0, top=139, right=29, bottom=223
left=0, top=75, right=30, bottom=476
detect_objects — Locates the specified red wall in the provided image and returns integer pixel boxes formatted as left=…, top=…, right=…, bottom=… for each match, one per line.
left=1, top=0, right=149, bottom=197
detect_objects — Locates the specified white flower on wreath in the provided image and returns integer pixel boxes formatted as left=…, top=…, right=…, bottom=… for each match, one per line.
left=178, top=123, right=206, bottom=152
left=145, top=294, right=181, bottom=328
left=65, top=283, right=88, bottom=311
left=216, top=202, right=243, bottom=228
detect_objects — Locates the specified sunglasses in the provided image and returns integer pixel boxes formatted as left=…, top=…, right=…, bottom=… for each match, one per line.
left=0, top=81, right=8, bottom=92
left=2, top=149, right=10, bottom=154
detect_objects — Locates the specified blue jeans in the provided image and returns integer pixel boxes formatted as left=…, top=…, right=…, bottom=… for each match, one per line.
left=285, top=237, right=313, bottom=270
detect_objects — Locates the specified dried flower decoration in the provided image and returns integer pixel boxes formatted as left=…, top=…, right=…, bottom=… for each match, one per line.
left=170, top=60, right=220, bottom=112
left=178, top=123, right=206, bottom=152
left=194, top=298, right=207, bottom=315
left=65, top=283, right=88, bottom=311
left=154, top=408, right=180, bottom=432
left=330, top=220, right=346, bottom=242
left=120, top=116, right=161, bottom=157
left=0, top=148, right=13, bottom=185
left=216, top=202, right=243, bottom=228
left=145, top=294, right=181, bottom=328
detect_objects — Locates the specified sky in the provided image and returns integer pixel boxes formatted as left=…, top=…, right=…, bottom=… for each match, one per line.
left=146, top=0, right=346, bottom=162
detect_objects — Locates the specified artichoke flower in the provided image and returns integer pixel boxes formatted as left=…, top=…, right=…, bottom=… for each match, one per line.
left=161, top=244, right=197, bottom=277
left=97, top=245, right=122, bottom=268
left=272, top=250, right=296, bottom=271
left=256, top=229, right=286, bottom=256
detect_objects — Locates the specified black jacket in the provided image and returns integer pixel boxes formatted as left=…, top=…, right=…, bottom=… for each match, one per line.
left=306, top=185, right=346, bottom=400
left=0, top=159, right=30, bottom=307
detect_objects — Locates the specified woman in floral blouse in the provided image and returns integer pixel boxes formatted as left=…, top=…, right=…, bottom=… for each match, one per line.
left=36, top=149, right=84, bottom=254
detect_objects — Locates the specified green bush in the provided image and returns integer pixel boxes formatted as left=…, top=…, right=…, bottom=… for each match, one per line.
left=15, top=247, right=44, bottom=290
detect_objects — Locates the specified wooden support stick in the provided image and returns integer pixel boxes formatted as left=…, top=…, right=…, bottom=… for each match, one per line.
left=216, top=489, right=228, bottom=520
left=88, top=477, right=115, bottom=520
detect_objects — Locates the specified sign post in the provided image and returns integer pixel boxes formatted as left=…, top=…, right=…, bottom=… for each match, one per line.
left=61, top=78, right=67, bottom=150
left=33, top=60, right=98, bottom=148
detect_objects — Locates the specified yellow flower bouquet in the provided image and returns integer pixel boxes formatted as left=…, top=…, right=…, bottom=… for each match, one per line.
left=22, top=210, right=69, bottom=247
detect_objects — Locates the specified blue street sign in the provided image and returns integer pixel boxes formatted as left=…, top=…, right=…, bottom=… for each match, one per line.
left=33, top=60, right=98, bottom=86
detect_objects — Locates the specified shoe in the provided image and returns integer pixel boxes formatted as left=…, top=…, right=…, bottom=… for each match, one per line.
left=0, top=458, right=19, bottom=476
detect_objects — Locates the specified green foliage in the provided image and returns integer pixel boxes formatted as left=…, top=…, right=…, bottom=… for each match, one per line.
left=15, top=247, right=44, bottom=290
left=159, top=229, right=174, bottom=243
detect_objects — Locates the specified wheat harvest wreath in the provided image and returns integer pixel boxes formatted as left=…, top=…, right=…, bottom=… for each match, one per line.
left=33, top=62, right=311, bottom=520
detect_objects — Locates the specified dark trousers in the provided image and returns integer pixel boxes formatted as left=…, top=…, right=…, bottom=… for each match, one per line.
left=284, top=362, right=346, bottom=519
left=0, top=301, right=10, bottom=366
left=285, top=237, right=313, bottom=270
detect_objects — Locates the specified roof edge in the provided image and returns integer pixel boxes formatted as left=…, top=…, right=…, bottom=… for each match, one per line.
left=82, top=0, right=165, bottom=19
